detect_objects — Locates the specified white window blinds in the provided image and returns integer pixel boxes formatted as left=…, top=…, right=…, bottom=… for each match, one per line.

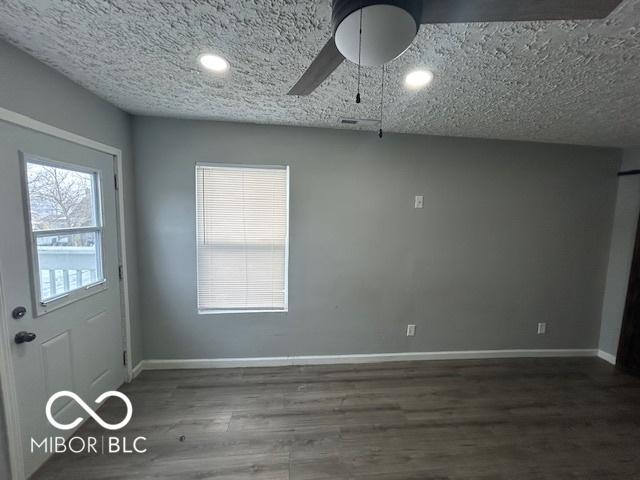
left=196, top=164, right=289, bottom=313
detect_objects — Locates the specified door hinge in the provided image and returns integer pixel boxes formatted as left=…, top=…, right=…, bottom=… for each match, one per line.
left=114, top=174, right=119, bottom=191
left=118, top=265, right=124, bottom=280
left=123, top=350, right=127, bottom=366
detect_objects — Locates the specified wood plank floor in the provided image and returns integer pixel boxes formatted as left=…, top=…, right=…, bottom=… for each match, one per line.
left=33, top=357, right=640, bottom=479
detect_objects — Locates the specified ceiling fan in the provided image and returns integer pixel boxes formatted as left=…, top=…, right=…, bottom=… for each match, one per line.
left=288, top=0, right=624, bottom=96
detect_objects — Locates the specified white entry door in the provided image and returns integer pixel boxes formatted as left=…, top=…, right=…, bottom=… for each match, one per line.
left=0, top=121, right=125, bottom=478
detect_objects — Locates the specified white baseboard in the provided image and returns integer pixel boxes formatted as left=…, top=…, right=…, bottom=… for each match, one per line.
left=132, top=361, right=144, bottom=379
left=597, top=350, right=616, bottom=365
left=138, top=348, right=599, bottom=372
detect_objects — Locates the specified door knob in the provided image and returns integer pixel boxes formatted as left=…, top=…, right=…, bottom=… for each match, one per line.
left=12, top=306, right=27, bottom=319
left=14, top=331, right=37, bottom=344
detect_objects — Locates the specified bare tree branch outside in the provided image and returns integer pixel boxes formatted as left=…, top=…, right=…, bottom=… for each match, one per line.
left=27, top=164, right=95, bottom=244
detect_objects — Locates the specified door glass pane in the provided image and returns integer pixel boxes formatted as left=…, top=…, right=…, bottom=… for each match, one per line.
left=26, top=162, right=98, bottom=230
left=36, top=232, right=102, bottom=300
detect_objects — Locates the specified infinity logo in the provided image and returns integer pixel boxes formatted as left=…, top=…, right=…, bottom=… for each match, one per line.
left=45, top=391, right=132, bottom=431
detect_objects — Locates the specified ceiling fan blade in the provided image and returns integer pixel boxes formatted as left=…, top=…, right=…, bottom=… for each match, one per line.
left=419, top=0, right=624, bottom=24
left=288, top=37, right=345, bottom=96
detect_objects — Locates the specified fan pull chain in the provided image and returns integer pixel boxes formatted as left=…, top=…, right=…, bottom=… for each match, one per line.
left=356, top=6, right=363, bottom=104
left=379, top=64, right=384, bottom=138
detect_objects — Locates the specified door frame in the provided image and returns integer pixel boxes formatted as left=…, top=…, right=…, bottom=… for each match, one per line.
left=616, top=208, right=640, bottom=375
left=0, top=106, right=133, bottom=480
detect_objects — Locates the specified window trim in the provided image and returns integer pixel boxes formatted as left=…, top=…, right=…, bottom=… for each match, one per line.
left=20, top=153, right=108, bottom=316
left=195, top=162, right=290, bottom=315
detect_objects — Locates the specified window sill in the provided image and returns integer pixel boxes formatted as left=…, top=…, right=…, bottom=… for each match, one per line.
left=198, top=309, right=288, bottom=315
left=36, top=279, right=108, bottom=316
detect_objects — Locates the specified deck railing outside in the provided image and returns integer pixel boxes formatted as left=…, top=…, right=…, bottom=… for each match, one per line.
left=38, top=246, right=98, bottom=298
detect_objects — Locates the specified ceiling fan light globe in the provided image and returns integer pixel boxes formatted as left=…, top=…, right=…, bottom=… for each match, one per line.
left=334, top=4, right=418, bottom=67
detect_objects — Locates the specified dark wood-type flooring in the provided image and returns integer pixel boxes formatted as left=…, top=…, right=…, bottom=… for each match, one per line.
left=34, top=357, right=640, bottom=479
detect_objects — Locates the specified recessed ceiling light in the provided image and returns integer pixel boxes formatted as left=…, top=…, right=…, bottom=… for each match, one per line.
left=199, top=53, right=229, bottom=73
left=405, top=69, right=433, bottom=90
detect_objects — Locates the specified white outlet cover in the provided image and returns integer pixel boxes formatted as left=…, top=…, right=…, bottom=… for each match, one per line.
left=537, top=323, right=547, bottom=335
left=407, top=324, right=416, bottom=336
left=414, top=196, right=424, bottom=209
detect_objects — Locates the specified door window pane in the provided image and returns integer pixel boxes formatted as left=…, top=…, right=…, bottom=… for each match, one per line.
left=36, top=232, right=102, bottom=300
left=24, top=157, right=105, bottom=307
left=26, top=162, right=97, bottom=230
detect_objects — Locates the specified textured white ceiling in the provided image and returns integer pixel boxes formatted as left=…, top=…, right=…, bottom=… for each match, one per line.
left=1, top=0, right=639, bottom=147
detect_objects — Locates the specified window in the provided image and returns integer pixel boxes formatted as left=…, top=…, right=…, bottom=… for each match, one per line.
left=24, top=156, right=105, bottom=310
left=196, top=164, right=289, bottom=313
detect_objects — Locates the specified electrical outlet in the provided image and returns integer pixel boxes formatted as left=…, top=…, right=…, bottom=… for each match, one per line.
left=406, top=324, right=416, bottom=336
left=537, top=322, right=547, bottom=335
left=414, top=195, right=424, bottom=209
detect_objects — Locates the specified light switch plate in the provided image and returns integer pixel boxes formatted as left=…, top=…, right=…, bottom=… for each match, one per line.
left=414, top=196, right=424, bottom=209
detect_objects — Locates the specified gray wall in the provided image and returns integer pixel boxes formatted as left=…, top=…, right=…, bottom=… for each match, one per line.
left=599, top=147, right=640, bottom=357
left=133, top=116, right=620, bottom=360
left=0, top=39, right=141, bottom=478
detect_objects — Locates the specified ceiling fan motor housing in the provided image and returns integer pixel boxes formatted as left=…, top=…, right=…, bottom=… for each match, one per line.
left=332, top=0, right=422, bottom=66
